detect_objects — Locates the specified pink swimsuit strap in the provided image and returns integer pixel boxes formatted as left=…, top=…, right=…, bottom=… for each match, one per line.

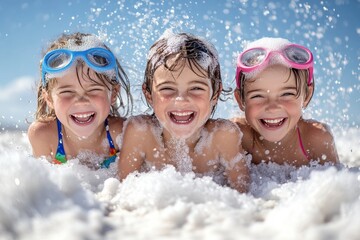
left=296, top=126, right=310, bottom=160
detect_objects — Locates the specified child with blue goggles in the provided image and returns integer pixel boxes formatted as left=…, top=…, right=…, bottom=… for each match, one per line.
left=28, top=32, right=132, bottom=170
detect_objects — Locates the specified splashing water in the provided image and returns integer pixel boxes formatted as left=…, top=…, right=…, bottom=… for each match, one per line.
left=56, top=0, right=359, bottom=131
left=1, top=0, right=359, bottom=239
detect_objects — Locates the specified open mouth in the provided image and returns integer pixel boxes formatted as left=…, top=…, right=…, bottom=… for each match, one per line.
left=260, top=118, right=286, bottom=128
left=169, top=111, right=195, bottom=124
left=70, top=112, right=96, bottom=124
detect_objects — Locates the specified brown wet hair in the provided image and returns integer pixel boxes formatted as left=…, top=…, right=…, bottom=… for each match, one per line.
left=143, top=32, right=231, bottom=115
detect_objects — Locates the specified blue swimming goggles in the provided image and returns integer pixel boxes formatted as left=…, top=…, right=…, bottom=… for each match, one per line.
left=41, top=47, right=118, bottom=86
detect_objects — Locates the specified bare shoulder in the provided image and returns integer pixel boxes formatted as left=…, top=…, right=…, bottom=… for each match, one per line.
left=122, top=115, right=161, bottom=143
left=120, top=115, right=160, bottom=167
left=107, top=116, right=126, bottom=135
left=27, top=120, right=58, bottom=158
left=231, top=116, right=247, bottom=126
left=230, top=116, right=254, bottom=150
left=299, top=118, right=339, bottom=163
left=28, top=120, right=57, bottom=141
left=124, top=115, right=158, bottom=132
left=230, top=116, right=252, bottom=135
left=206, top=118, right=240, bottom=132
left=300, top=119, right=335, bottom=142
left=206, top=118, right=242, bottom=146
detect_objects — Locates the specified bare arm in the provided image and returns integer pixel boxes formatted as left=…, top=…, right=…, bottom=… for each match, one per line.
left=216, top=121, right=250, bottom=193
left=118, top=117, right=148, bottom=180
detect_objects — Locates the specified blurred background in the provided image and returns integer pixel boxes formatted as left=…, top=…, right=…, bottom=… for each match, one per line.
left=0, top=0, right=358, bottom=132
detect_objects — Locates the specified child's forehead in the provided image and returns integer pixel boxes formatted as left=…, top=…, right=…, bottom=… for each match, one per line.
left=153, top=60, right=210, bottom=83
left=52, top=65, right=109, bottom=86
left=247, top=64, right=294, bottom=86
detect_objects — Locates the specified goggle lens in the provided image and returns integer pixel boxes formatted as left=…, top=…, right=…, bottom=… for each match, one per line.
left=241, top=49, right=266, bottom=67
left=47, top=52, right=71, bottom=69
left=86, top=49, right=112, bottom=67
left=283, top=46, right=310, bottom=64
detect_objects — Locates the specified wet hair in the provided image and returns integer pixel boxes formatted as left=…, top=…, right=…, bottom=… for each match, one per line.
left=143, top=32, right=230, bottom=114
left=35, top=32, right=132, bottom=121
left=237, top=67, right=314, bottom=107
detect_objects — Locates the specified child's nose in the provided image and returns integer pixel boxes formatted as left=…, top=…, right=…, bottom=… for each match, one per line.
left=175, top=96, right=186, bottom=101
left=76, top=92, right=90, bottom=102
left=174, top=92, right=189, bottom=102
left=265, top=98, right=281, bottom=111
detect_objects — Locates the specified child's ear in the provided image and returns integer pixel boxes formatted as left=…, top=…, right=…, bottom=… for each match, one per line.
left=303, top=84, right=314, bottom=108
left=142, top=83, right=153, bottom=106
left=111, top=84, right=120, bottom=105
left=234, top=89, right=245, bottom=111
left=42, top=89, right=54, bottom=109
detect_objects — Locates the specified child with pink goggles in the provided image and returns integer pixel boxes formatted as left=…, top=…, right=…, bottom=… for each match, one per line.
left=231, top=37, right=339, bottom=167
left=235, top=40, right=314, bottom=89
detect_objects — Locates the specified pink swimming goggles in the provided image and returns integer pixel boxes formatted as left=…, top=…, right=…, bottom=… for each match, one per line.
left=235, top=44, right=314, bottom=89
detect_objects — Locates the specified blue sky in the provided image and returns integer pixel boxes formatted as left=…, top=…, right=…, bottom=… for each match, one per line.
left=0, top=0, right=359, bottom=131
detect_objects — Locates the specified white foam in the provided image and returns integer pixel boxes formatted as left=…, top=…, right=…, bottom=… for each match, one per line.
left=65, top=34, right=104, bottom=51
left=167, top=138, right=193, bottom=173
left=1, top=129, right=360, bottom=239
left=244, top=37, right=291, bottom=52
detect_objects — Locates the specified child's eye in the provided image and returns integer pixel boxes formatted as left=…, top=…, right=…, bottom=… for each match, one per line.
left=190, top=86, right=206, bottom=91
left=281, top=92, right=296, bottom=97
left=159, top=87, right=176, bottom=95
left=88, top=88, right=104, bottom=92
left=159, top=87, right=175, bottom=91
left=59, top=90, right=74, bottom=95
left=249, top=94, right=263, bottom=99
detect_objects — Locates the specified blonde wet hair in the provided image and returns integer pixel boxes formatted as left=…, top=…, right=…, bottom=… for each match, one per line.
left=35, top=32, right=132, bottom=121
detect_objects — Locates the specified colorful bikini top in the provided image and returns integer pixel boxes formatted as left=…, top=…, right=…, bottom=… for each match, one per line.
left=53, top=118, right=118, bottom=168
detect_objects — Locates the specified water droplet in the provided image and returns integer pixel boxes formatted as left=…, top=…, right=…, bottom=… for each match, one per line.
left=14, top=178, right=20, bottom=186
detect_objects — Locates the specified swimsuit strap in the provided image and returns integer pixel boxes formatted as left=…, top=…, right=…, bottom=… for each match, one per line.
left=100, top=118, right=118, bottom=168
left=53, top=118, right=67, bottom=164
left=53, top=118, right=118, bottom=168
left=297, top=126, right=310, bottom=160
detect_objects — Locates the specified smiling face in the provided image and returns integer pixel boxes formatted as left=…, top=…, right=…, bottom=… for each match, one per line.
left=236, top=64, right=312, bottom=142
left=145, top=59, right=217, bottom=140
left=45, top=64, right=117, bottom=138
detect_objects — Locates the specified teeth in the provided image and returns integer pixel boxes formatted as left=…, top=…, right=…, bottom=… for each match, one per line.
left=171, top=111, right=193, bottom=116
left=263, top=118, right=284, bottom=124
left=72, top=113, right=94, bottom=118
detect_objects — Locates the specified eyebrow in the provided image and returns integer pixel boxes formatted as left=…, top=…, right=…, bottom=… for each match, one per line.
left=56, top=84, right=74, bottom=90
left=155, top=81, right=176, bottom=89
left=246, top=86, right=297, bottom=94
left=190, top=79, right=211, bottom=86
left=155, top=79, right=210, bottom=88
